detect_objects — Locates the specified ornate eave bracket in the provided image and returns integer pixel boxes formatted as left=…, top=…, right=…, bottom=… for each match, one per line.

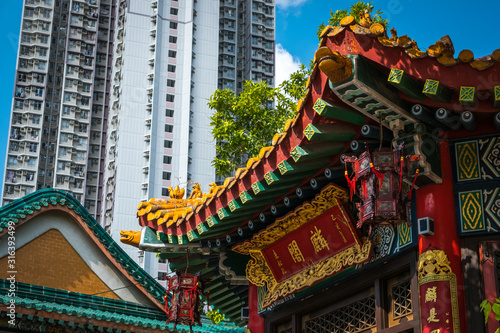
left=219, top=252, right=249, bottom=286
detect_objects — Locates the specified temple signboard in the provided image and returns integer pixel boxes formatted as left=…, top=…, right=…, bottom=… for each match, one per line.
left=261, top=203, right=362, bottom=282
left=418, top=250, right=460, bottom=333
left=233, top=184, right=373, bottom=308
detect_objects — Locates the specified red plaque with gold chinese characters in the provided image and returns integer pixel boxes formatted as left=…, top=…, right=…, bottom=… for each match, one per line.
left=418, top=250, right=460, bottom=333
left=261, top=204, right=361, bottom=282
left=232, top=184, right=373, bottom=309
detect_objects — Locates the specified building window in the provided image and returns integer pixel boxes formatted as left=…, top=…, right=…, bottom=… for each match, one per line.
left=167, top=65, right=176, bottom=72
left=169, top=36, right=177, bottom=43
left=162, top=172, right=171, bottom=180
left=163, top=156, right=172, bottom=164
left=166, top=94, right=175, bottom=102
left=158, top=272, right=168, bottom=280
left=164, top=140, right=173, bottom=148
left=162, top=188, right=169, bottom=196
left=167, top=79, right=175, bottom=87
left=38, top=61, right=46, bottom=70
left=35, top=88, right=44, bottom=97
left=170, top=8, right=178, bottom=15
left=165, top=109, right=174, bottom=117
left=168, top=50, right=177, bottom=58
left=165, top=124, right=173, bottom=133
left=169, top=22, right=178, bottom=29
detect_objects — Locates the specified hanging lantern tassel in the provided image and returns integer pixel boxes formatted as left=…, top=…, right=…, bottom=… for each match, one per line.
left=185, top=282, right=199, bottom=299
left=398, top=156, right=404, bottom=194
left=369, top=162, right=385, bottom=190
left=407, top=156, right=420, bottom=200
left=407, top=168, right=419, bottom=200
left=344, top=165, right=356, bottom=200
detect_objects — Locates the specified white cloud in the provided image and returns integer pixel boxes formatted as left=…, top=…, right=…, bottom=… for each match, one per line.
left=275, top=44, right=302, bottom=87
left=275, top=0, right=308, bottom=9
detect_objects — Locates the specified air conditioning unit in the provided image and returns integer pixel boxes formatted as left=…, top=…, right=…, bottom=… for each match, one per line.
left=24, top=155, right=30, bottom=161
left=17, top=155, right=23, bottom=160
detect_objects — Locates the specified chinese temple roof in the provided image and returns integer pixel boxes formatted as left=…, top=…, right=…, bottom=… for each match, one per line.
left=0, top=189, right=245, bottom=332
left=124, top=14, right=500, bottom=323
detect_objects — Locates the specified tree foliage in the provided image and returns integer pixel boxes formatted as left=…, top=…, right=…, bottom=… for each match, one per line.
left=480, top=298, right=500, bottom=332
left=209, top=65, right=310, bottom=177
left=317, top=1, right=389, bottom=39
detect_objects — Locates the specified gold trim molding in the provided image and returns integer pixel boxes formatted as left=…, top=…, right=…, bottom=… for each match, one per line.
left=232, top=184, right=349, bottom=255
left=417, top=249, right=452, bottom=279
left=248, top=237, right=372, bottom=308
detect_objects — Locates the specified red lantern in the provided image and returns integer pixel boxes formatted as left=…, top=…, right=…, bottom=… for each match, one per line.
left=164, top=271, right=204, bottom=329
left=344, top=145, right=419, bottom=231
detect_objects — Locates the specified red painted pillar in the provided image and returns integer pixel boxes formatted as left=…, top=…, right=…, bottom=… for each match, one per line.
left=416, top=141, right=467, bottom=332
left=248, top=283, right=265, bottom=333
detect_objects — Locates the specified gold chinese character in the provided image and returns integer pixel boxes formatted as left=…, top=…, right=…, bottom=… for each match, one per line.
left=430, top=330, right=441, bottom=333
left=273, top=250, right=279, bottom=259
left=427, top=308, right=439, bottom=323
left=425, top=286, right=437, bottom=303
left=280, top=267, right=287, bottom=275
left=310, top=226, right=330, bottom=253
left=288, top=240, right=305, bottom=263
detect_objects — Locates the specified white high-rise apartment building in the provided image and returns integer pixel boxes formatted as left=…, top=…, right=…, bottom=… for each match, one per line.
left=2, top=0, right=275, bottom=283
left=3, top=0, right=114, bottom=216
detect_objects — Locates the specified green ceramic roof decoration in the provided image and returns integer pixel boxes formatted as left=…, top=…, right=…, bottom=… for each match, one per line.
left=422, top=79, right=452, bottom=103
left=0, top=281, right=244, bottom=332
left=303, top=123, right=356, bottom=142
left=290, top=142, right=344, bottom=163
left=0, top=189, right=165, bottom=303
left=459, top=86, right=476, bottom=107
left=387, top=68, right=426, bottom=101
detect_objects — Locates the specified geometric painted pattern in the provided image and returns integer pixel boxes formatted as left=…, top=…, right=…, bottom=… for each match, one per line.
left=452, top=135, right=500, bottom=235
left=459, top=86, right=475, bottom=102
left=423, top=79, right=439, bottom=95
left=313, top=98, right=326, bottom=115
left=370, top=226, right=395, bottom=262
left=485, top=187, right=500, bottom=230
left=495, top=86, right=500, bottom=103
left=304, top=124, right=315, bottom=141
left=482, top=137, right=500, bottom=177
left=397, top=222, right=412, bottom=249
left=455, top=140, right=480, bottom=181
left=459, top=190, right=485, bottom=232
left=388, top=68, right=404, bottom=84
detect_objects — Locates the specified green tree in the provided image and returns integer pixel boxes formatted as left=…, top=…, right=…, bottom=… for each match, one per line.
left=208, top=65, right=310, bottom=177
left=480, top=298, right=500, bottom=333
left=317, top=1, right=389, bottom=39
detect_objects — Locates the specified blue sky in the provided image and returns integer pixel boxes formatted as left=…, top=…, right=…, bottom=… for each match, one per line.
left=1, top=0, right=499, bottom=193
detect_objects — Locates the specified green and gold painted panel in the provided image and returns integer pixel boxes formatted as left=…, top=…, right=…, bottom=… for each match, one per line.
left=459, top=190, right=485, bottom=232
left=452, top=136, right=500, bottom=236
left=455, top=140, right=480, bottom=181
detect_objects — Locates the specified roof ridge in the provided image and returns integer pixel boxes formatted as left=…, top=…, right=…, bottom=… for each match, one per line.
left=0, top=189, right=166, bottom=303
